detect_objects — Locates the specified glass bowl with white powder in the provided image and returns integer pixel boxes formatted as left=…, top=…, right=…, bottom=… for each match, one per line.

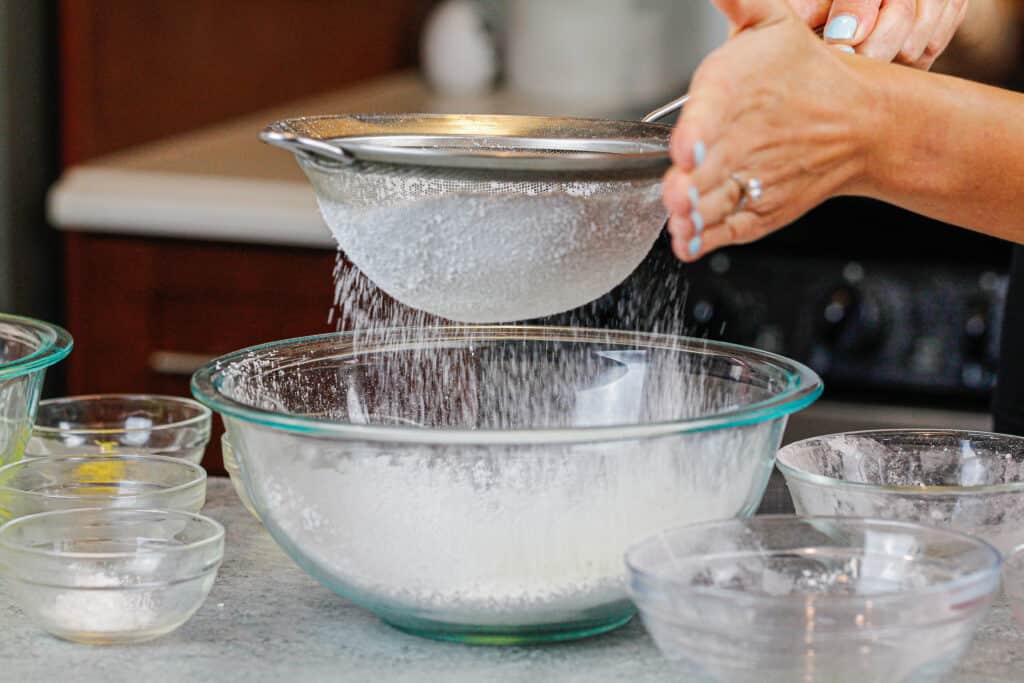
left=626, top=516, right=1000, bottom=682
left=191, top=325, right=823, bottom=644
left=0, top=507, right=224, bottom=644
left=0, top=454, right=207, bottom=522
left=777, top=430, right=1024, bottom=556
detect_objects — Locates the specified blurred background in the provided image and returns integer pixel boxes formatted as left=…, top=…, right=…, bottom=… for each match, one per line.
left=2, top=0, right=1021, bottom=473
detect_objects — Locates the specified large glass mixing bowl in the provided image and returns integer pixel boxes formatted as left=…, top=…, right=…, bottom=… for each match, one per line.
left=0, top=314, right=73, bottom=466
left=191, top=326, right=822, bottom=644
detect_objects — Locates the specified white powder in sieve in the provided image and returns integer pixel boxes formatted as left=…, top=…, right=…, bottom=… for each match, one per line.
left=306, top=163, right=668, bottom=323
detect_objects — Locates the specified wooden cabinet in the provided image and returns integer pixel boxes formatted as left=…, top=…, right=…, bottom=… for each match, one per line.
left=58, top=1, right=433, bottom=472
left=59, top=0, right=432, bottom=164
left=64, top=232, right=338, bottom=473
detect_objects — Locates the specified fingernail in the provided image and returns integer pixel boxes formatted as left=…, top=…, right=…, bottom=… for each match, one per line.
left=690, top=209, right=704, bottom=235
left=824, top=14, right=858, bottom=41
left=688, top=185, right=700, bottom=209
left=693, top=141, right=706, bottom=168
left=834, top=44, right=856, bottom=55
left=688, top=236, right=702, bottom=256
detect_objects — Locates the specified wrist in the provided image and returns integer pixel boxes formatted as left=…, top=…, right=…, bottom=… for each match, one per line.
left=833, top=57, right=891, bottom=199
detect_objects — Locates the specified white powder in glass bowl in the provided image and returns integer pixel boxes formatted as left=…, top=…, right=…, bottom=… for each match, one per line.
left=38, top=568, right=161, bottom=635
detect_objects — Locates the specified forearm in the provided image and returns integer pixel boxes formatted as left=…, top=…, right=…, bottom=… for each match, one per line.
left=852, top=59, right=1024, bottom=244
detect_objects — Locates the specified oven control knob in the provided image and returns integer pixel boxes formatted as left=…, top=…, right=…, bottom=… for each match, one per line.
left=819, top=284, right=887, bottom=354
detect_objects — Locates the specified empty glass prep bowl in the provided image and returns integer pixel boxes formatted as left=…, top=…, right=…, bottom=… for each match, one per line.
left=626, top=516, right=1001, bottom=683
left=0, top=454, right=207, bottom=522
left=191, top=325, right=822, bottom=644
left=0, top=507, right=224, bottom=644
left=25, top=394, right=212, bottom=463
left=777, top=430, right=1024, bottom=555
left=0, top=314, right=73, bottom=466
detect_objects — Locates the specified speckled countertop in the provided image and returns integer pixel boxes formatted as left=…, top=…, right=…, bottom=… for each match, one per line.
left=2, top=479, right=1022, bottom=682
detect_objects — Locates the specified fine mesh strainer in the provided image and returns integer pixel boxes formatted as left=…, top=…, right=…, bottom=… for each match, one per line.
left=261, top=97, right=687, bottom=323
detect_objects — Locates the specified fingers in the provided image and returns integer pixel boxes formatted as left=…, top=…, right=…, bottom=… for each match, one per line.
left=857, top=0, right=917, bottom=61
left=665, top=133, right=741, bottom=237
left=664, top=165, right=752, bottom=262
left=822, top=0, right=883, bottom=45
left=914, top=0, right=967, bottom=69
left=788, top=0, right=833, bottom=26
left=671, top=212, right=762, bottom=262
left=898, top=0, right=950, bottom=64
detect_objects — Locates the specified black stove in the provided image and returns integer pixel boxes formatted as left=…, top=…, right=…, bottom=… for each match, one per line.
left=555, top=196, right=1014, bottom=409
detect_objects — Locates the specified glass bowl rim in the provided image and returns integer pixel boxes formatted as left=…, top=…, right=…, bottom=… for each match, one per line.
left=777, top=429, right=1024, bottom=496
left=190, top=325, right=823, bottom=445
left=0, top=454, right=207, bottom=501
left=31, top=394, right=212, bottom=436
left=0, top=507, right=225, bottom=561
left=625, top=514, right=1002, bottom=609
left=0, top=313, right=73, bottom=382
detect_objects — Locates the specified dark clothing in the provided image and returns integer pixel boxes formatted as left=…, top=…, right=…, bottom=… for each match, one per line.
left=995, top=246, right=1024, bottom=435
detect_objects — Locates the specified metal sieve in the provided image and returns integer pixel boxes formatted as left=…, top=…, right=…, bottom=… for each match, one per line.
left=259, top=98, right=687, bottom=323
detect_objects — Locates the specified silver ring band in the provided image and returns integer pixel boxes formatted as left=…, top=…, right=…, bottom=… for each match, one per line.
left=730, top=174, right=763, bottom=212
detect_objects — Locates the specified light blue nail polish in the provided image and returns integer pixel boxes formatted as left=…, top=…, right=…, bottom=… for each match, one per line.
left=835, top=45, right=856, bottom=55
left=688, top=236, right=702, bottom=256
left=825, top=14, right=858, bottom=41
left=690, top=210, right=704, bottom=235
left=693, top=141, right=706, bottom=168
left=688, top=185, right=700, bottom=208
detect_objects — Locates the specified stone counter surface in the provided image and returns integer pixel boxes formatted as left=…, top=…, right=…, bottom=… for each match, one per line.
left=2, top=479, right=1022, bottom=682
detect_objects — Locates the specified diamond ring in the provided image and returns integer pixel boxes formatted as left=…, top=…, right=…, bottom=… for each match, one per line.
left=730, top=174, right=763, bottom=212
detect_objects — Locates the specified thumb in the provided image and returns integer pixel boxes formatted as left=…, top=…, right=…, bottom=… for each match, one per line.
left=822, top=0, right=883, bottom=45
left=712, top=0, right=793, bottom=31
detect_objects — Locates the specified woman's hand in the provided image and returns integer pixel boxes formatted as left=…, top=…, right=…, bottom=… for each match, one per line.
left=663, top=0, right=877, bottom=262
left=790, top=0, right=969, bottom=69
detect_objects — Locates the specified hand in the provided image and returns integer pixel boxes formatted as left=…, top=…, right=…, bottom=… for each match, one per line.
left=789, top=0, right=969, bottom=69
left=663, top=0, right=875, bottom=262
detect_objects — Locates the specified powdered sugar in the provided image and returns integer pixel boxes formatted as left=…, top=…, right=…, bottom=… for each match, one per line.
left=46, top=576, right=160, bottom=633
left=305, top=161, right=667, bottom=323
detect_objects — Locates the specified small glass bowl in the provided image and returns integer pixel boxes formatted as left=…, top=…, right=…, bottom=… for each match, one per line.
left=0, top=507, right=224, bottom=644
left=221, top=432, right=259, bottom=520
left=777, top=430, right=1024, bottom=555
left=626, top=516, right=1001, bottom=683
left=0, top=455, right=207, bottom=521
left=25, top=394, right=212, bottom=463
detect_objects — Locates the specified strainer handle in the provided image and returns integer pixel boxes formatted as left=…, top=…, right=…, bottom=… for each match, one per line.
left=642, top=94, right=690, bottom=124
left=260, top=130, right=355, bottom=165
